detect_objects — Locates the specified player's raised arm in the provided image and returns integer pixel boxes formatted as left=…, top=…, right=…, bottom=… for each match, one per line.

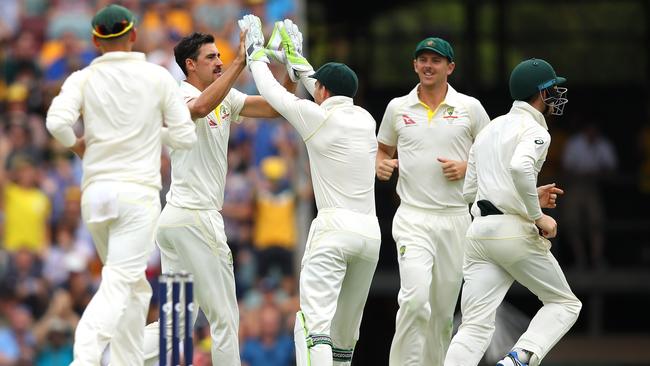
left=239, top=15, right=326, bottom=139
left=185, top=31, right=247, bottom=120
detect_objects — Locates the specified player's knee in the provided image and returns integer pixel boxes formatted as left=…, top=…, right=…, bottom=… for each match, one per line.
left=403, top=295, right=432, bottom=322
left=458, top=317, right=496, bottom=341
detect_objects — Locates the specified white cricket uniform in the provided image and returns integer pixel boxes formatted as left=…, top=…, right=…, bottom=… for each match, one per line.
left=444, top=101, right=582, bottom=366
left=143, top=81, right=247, bottom=366
left=377, top=84, right=490, bottom=366
left=250, top=61, right=381, bottom=366
left=46, top=51, right=196, bottom=366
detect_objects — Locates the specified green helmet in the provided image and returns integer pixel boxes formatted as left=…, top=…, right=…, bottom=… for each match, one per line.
left=509, top=58, right=566, bottom=101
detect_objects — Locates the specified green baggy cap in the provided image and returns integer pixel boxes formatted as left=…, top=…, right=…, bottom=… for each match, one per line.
left=92, top=4, right=135, bottom=39
left=312, top=62, right=359, bottom=98
left=414, top=37, right=454, bottom=62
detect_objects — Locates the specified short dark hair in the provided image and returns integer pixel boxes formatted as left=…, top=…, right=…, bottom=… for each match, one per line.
left=174, top=32, right=215, bottom=76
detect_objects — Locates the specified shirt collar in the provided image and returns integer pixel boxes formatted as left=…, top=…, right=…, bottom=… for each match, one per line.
left=407, top=83, right=460, bottom=108
left=511, top=100, right=548, bottom=130
left=181, top=80, right=201, bottom=94
left=90, top=51, right=146, bottom=65
left=320, top=95, right=354, bottom=111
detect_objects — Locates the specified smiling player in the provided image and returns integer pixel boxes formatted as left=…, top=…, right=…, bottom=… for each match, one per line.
left=376, top=37, right=491, bottom=366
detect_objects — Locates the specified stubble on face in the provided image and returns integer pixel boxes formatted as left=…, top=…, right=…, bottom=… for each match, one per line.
left=196, top=43, right=223, bottom=86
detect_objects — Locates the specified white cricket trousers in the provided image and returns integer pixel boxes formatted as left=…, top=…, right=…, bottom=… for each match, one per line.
left=143, top=204, right=240, bottom=366
left=299, top=208, right=380, bottom=366
left=389, top=204, right=471, bottom=366
left=72, top=181, right=160, bottom=366
left=445, top=215, right=582, bottom=366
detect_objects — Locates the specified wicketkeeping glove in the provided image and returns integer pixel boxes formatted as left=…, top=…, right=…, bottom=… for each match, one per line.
left=237, top=14, right=269, bottom=65
left=265, top=19, right=313, bottom=82
left=282, top=19, right=314, bottom=81
left=265, top=21, right=284, bottom=62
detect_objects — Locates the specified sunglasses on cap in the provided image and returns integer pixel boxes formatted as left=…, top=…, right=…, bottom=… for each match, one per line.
left=93, top=20, right=134, bottom=39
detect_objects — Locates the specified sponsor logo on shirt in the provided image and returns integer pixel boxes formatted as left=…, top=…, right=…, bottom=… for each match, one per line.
left=534, top=139, right=545, bottom=145
left=402, top=114, right=416, bottom=126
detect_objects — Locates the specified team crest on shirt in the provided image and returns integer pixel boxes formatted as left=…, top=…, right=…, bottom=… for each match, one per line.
left=207, top=104, right=231, bottom=130
left=220, top=105, right=231, bottom=123
left=399, top=245, right=407, bottom=258
left=402, top=114, right=416, bottom=126
left=443, top=106, right=458, bottom=119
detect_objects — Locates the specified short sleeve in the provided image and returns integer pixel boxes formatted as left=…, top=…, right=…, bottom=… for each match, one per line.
left=377, top=99, right=398, bottom=146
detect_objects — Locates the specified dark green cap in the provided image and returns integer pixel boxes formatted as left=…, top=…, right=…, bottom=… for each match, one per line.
left=312, top=62, right=359, bottom=98
left=414, top=37, right=454, bottom=61
left=509, top=58, right=566, bottom=100
left=92, top=4, right=135, bottom=39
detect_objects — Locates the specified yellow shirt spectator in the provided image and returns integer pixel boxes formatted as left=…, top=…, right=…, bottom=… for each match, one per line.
left=253, top=189, right=296, bottom=249
left=4, top=182, right=51, bottom=253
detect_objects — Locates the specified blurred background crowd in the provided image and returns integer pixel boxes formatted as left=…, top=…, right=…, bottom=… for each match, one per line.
left=0, top=0, right=649, bottom=365
left=0, top=0, right=305, bottom=365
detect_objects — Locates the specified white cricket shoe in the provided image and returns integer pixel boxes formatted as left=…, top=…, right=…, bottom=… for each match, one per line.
left=496, top=351, right=528, bottom=366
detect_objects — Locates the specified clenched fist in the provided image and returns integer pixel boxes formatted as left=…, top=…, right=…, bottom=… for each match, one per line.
left=377, top=158, right=398, bottom=181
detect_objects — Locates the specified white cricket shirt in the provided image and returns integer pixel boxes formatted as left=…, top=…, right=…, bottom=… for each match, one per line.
left=377, top=84, right=490, bottom=212
left=463, top=100, right=551, bottom=222
left=46, top=52, right=196, bottom=191
left=165, top=81, right=246, bottom=210
left=250, top=62, right=378, bottom=216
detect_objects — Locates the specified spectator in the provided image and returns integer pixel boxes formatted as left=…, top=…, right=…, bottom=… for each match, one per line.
left=0, top=156, right=50, bottom=254
left=252, top=156, right=297, bottom=283
left=42, top=225, right=89, bottom=288
left=3, top=31, right=42, bottom=85
left=35, top=317, right=73, bottom=366
left=4, top=249, right=49, bottom=318
left=5, top=305, right=37, bottom=365
left=223, top=141, right=255, bottom=296
left=43, top=30, right=96, bottom=85
left=32, top=290, right=78, bottom=366
left=241, top=304, right=294, bottom=366
left=562, top=124, right=618, bottom=269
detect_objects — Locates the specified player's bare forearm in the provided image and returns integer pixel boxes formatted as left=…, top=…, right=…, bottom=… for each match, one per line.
left=189, top=57, right=245, bottom=120
left=189, top=31, right=247, bottom=119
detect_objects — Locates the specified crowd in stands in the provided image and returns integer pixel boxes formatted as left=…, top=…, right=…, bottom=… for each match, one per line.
left=0, top=1, right=305, bottom=365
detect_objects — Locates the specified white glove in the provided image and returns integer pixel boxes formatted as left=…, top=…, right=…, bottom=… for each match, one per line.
left=266, top=19, right=313, bottom=82
left=237, top=14, right=269, bottom=65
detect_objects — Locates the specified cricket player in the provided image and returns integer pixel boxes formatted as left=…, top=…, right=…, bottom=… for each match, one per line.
left=240, top=14, right=381, bottom=366
left=141, top=28, right=296, bottom=365
left=376, top=37, right=491, bottom=366
left=45, top=5, right=196, bottom=365
left=444, top=58, right=581, bottom=366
